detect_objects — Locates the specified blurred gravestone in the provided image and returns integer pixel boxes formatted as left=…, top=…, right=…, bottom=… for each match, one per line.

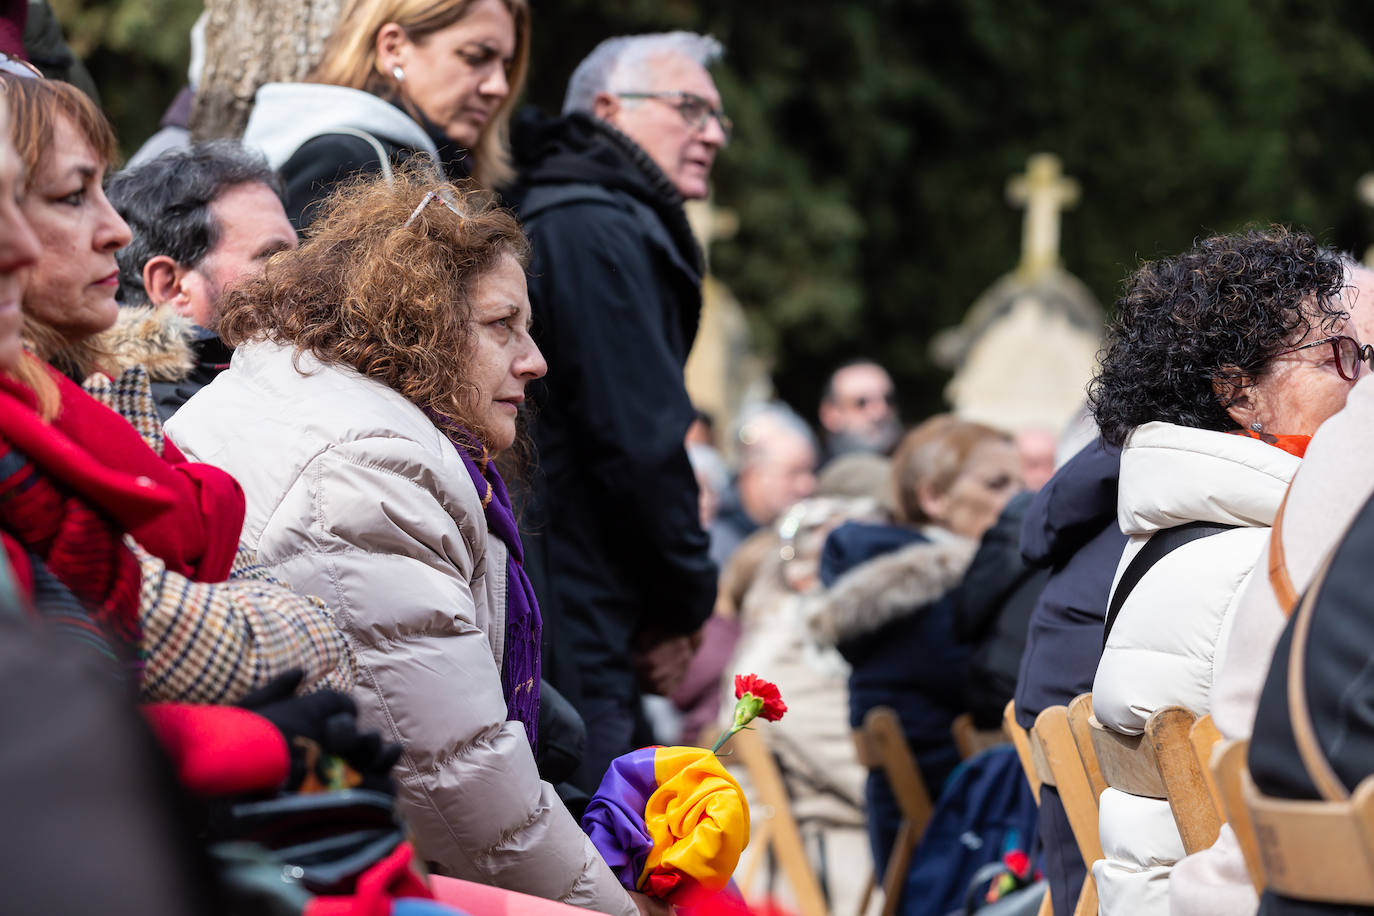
left=932, top=153, right=1103, bottom=437
left=191, top=0, right=342, bottom=141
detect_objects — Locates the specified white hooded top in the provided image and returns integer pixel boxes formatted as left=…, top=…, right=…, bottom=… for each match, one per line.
left=241, top=82, right=438, bottom=170
left=1090, top=421, right=1298, bottom=916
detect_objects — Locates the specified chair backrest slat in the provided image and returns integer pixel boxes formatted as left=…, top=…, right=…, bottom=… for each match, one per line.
left=1005, top=700, right=1041, bottom=803
left=1242, top=766, right=1374, bottom=903
left=1033, top=705, right=1106, bottom=868
left=1210, top=739, right=1265, bottom=894
left=856, top=706, right=935, bottom=916
left=1012, top=700, right=1098, bottom=916
left=1089, top=718, right=1167, bottom=798
left=1147, top=707, right=1222, bottom=852
left=1068, top=694, right=1107, bottom=800
left=1188, top=714, right=1225, bottom=831
left=1087, top=705, right=1220, bottom=854
left=730, top=728, right=830, bottom=916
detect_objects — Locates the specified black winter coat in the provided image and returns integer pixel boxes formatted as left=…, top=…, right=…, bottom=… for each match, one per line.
left=276, top=114, right=471, bottom=228
left=148, top=332, right=232, bottom=424
left=956, top=491, right=1050, bottom=728
left=1013, top=438, right=1126, bottom=729
left=506, top=111, right=716, bottom=699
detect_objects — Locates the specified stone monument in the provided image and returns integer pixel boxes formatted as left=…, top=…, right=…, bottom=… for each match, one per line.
left=932, top=153, right=1104, bottom=436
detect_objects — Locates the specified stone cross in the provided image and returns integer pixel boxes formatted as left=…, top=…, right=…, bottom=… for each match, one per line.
left=1006, top=153, right=1080, bottom=278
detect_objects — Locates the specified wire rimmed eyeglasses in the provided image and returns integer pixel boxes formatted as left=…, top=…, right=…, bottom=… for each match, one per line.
left=1273, top=334, right=1374, bottom=382
left=616, top=91, right=733, bottom=144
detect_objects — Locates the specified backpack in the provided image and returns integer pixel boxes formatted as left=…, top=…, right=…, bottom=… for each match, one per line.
left=898, top=745, right=1040, bottom=916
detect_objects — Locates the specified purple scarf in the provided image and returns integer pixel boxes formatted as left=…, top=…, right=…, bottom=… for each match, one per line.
left=447, top=429, right=542, bottom=750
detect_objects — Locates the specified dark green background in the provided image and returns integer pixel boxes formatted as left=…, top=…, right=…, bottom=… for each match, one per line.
left=62, top=0, right=1374, bottom=424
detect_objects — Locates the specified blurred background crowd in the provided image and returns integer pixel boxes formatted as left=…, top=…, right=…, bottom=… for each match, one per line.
left=7, top=3, right=1374, bottom=916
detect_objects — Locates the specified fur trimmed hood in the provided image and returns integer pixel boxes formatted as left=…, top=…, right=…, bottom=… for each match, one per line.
left=808, top=532, right=977, bottom=647
left=98, top=305, right=197, bottom=382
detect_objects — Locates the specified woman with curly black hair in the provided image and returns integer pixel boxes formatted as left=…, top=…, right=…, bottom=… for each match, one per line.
left=1085, top=227, right=1374, bottom=916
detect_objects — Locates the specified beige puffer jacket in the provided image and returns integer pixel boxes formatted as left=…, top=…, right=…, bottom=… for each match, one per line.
left=167, top=341, right=636, bottom=916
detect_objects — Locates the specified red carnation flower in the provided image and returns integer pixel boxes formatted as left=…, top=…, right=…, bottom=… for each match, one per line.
left=712, top=673, right=789, bottom=752
left=734, top=674, right=788, bottom=722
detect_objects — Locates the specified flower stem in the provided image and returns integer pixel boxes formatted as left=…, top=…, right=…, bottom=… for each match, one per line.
left=710, top=726, right=738, bottom=754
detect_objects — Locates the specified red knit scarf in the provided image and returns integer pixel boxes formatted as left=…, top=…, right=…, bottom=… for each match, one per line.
left=0, top=375, right=171, bottom=660
left=0, top=434, right=142, bottom=655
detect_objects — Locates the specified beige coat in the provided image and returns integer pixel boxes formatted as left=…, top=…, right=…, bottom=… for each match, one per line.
left=167, top=341, right=636, bottom=916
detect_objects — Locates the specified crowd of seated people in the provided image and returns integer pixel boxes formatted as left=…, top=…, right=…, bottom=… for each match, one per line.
left=8, top=6, right=1374, bottom=916
left=701, top=230, right=1374, bottom=916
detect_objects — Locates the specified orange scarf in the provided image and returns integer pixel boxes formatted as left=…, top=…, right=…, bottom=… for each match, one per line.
left=1229, top=428, right=1311, bottom=458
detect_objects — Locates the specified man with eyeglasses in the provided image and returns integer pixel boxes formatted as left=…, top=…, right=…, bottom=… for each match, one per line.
left=818, top=358, right=903, bottom=462
left=508, top=32, right=729, bottom=793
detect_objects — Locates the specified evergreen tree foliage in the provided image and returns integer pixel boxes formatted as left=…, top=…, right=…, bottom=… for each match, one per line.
left=59, top=0, right=1374, bottom=423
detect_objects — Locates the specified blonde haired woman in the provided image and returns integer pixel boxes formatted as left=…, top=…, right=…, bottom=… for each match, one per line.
left=810, top=415, right=1022, bottom=878
left=241, top=0, right=530, bottom=225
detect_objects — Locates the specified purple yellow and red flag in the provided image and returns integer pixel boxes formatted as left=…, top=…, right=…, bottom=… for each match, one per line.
left=581, top=745, right=750, bottom=901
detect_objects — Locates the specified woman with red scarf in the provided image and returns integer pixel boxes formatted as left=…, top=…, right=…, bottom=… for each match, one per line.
left=0, top=72, right=352, bottom=697
left=1083, top=227, right=1374, bottom=916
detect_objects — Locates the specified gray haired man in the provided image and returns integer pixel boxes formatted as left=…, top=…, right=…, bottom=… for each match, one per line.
left=509, top=32, right=730, bottom=790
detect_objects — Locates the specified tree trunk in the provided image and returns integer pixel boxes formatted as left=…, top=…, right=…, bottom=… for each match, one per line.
left=191, top=0, right=345, bottom=141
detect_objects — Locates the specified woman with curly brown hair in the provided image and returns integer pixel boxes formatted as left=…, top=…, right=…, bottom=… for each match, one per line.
left=1085, top=227, right=1374, bottom=916
left=166, top=166, right=653, bottom=916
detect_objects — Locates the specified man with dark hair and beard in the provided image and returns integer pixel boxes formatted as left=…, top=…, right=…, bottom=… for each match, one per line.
left=106, top=140, right=297, bottom=420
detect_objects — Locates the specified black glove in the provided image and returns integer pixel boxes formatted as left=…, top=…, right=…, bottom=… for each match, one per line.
left=237, top=670, right=402, bottom=795
left=537, top=678, right=586, bottom=785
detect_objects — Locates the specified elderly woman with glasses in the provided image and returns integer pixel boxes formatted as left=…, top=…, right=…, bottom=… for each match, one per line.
left=166, top=166, right=656, bottom=916
left=1083, top=226, right=1374, bottom=916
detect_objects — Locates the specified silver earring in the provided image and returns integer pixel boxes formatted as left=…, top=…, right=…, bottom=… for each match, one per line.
left=392, top=65, right=405, bottom=83
left=1251, top=421, right=1263, bottom=432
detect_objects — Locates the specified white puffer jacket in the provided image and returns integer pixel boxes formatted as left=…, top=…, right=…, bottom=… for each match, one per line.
left=167, top=341, right=636, bottom=916
left=1091, top=421, right=1299, bottom=916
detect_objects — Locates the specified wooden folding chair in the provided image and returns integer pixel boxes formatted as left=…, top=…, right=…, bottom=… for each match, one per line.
left=1030, top=702, right=1104, bottom=916
left=1004, top=699, right=1041, bottom=803
left=1002, top=702, right=1052, bottom=916
left=1188, top=713, right=1225, bottom=826
left=730, top=727, right=830, bottom=916
left=852, top=706, right=934, bottom=916
left=1208, top=739, right=1265, bottom=894
left=1231, top=739, right=1374, bottom=905
left=952, top=712, right=1007, bottom=760
left=1086, top=705, right=1222, bottom=855
left=1061, top=693, right=1104, bottom=802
